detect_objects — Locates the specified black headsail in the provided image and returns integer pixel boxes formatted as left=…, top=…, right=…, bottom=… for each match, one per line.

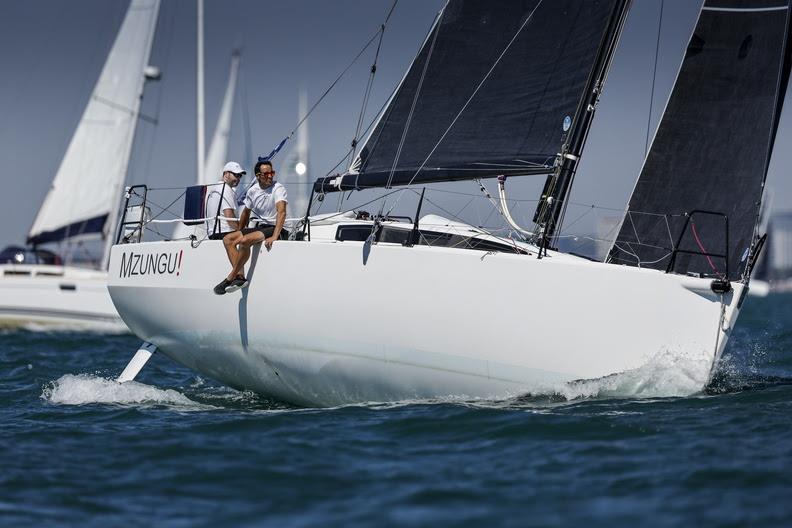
left=314, top=0, right=627, bottom=193
left=608, top=0, right=792, bottom=281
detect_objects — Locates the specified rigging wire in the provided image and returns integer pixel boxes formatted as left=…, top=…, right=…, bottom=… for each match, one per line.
left=349, top=0, right=399, bottom=167
left=384, top=0, right=545, bottom=217
left=384, top=11, right=442, bottom=190
left=322, top=90, right=397, bottom=180
left=645, top=0, right=664, bottom=155
left=279, top=3, right=402, bottom=157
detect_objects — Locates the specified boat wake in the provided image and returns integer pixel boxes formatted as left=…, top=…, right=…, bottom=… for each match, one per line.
left=34, top=345, right=734, bottom=410
left=41, top=374, right=205, bottom=409
left=41, top=374, right=298, bottom=411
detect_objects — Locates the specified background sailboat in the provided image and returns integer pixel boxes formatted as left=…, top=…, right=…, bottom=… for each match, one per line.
left=0, top=0, right=240, bottom=330
left=172, top=47, right=244, bottom=241
left=204, top=50, right=242, bottom=186
left=0, top=0, right=160, bottom=329
left=279, top=89, right=311, bottom=219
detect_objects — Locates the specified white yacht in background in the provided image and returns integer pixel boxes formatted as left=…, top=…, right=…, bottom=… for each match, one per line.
left=280, top=89, right=311, bottom=217
left=0, top=0, right=161, bottom=330
left=0, top=0, right=241, bottom=330
left=109, top=0, right=788, bottom=406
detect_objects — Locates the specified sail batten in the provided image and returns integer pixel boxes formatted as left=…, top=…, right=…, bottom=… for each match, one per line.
left=609, top=0, right=792, bottom=281
left=27, top=0, right=160, bottom=246
left=315, top=0, right=620, bottom=193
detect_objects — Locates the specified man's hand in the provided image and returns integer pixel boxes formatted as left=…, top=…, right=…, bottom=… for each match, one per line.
left=264, top=236, right=276, bottom=250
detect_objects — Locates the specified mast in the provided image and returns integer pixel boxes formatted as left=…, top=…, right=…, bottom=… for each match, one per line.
left=196, top=0, right=206, bottom=186
left=535, top=0, right=633, bottom=248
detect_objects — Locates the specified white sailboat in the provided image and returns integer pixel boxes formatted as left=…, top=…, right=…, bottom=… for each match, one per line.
left=172, top=47, right=242, bottom=241
left=0, top=0, right=160, bottom=330
left=0, top=0, right=240, bottom=330
left=108, top=0, right=789, bottom=406
left=204, top=50, right=242, bottom=186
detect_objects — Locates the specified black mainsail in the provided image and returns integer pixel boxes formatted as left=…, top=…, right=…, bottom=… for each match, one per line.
left=314, top=0, right=624, bottom=193
left=609, top=0, right=792, bottom=281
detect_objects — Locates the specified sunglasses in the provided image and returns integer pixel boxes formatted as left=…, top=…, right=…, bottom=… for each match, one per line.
left=256, top=170, right=275, bottom=176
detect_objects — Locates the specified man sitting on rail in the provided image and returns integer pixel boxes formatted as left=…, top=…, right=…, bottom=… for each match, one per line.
left=213, top=160, right=288, bottom=294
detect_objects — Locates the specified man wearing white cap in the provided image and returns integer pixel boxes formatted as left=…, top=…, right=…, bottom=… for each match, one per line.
left=206, top=161, right=246, bottom=241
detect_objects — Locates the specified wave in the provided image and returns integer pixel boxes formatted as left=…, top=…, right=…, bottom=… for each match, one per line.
left=0, top=321, right=129, bottom=335
left=41, top=374, right=206, bottom=409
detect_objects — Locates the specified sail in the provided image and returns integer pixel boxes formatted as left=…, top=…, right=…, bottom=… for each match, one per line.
left=27, top=0, right=160, bottom=245
left=609, top=0, right=792, bottom=281
left=203, top=50, right=241, bottom=185
left=314, top=0, right=620, bottom=193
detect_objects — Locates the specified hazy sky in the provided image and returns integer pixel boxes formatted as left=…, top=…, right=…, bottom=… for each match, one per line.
left=0, top=0, right=790, bottom=252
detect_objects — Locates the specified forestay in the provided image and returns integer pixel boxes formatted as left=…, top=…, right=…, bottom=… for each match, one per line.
left=27, top=0, right=160, bottom=245
left=314, top=0, right=619, bottom=193
left=609, top=0, right=792, bottom=281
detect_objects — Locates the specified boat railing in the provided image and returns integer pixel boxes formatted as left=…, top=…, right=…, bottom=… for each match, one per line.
left=666, top=210, right=729, bottom=279
left=116, top=185, right=150, bottom=244
left=111, top=181, right=586, bottom=257
left=114, top=183, right=308, bottom=245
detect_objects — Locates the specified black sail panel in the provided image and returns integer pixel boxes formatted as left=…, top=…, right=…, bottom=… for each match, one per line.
left=609, top=0, right=792, bottom=281
left=316, top=0, right=619, bottom=192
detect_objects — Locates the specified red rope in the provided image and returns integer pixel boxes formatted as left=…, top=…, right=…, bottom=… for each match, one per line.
left=689, top=220, right=720, bottom=275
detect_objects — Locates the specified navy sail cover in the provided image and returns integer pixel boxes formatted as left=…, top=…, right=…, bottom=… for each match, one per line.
left=315, top=0, right=619, bottom=192
left=609, top=0, right=792, bottom=281
left=26, top=214, right=107, bottom=246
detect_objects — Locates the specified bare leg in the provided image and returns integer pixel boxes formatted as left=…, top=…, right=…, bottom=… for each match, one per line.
left=223, top=231, right=242, bottom=267
left=227, top=231, right=265, bottom=281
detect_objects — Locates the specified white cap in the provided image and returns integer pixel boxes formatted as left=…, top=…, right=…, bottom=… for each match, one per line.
left=223, top=161, right=246, bottom=175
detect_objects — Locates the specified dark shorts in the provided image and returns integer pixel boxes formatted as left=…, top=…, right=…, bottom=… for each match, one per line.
left=241, top=224, right=289, bottom=239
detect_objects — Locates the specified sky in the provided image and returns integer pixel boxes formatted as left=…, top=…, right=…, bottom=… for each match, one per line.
left=1, top=0, right=791, bottom=257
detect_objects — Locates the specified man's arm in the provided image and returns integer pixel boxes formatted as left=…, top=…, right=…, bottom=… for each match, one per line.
left=238, top=207, right=251, bottom=230
left=222, top=208, right=239, bottom=231
left=265, top=201, right=287, bottom=249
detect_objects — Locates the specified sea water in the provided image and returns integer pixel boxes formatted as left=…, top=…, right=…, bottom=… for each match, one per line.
left=2, top=295, right=792, bottom=527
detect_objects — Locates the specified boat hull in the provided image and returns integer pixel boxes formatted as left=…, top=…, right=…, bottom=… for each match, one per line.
left=108, top=240, right=744, bottom=406
left=0, top=264, right=125, bottom=331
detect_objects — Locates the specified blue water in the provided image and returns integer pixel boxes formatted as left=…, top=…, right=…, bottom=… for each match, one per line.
left=2, top=296, right=792, bottom=527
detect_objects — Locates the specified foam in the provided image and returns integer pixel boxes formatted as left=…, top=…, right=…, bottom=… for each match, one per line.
left=42, top=374, right=204, bottom=408
left=514, top=346, right=715, bottom=404
left=19, top=321, right=128, bottom=334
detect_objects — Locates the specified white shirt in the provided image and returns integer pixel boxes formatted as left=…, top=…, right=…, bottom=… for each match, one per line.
left=244, top=181, right=288, bottom=225
left=205, top=182, right=238, bottom=234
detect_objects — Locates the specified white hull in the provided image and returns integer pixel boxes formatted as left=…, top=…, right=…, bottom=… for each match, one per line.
left=0, top=264, right=126, bottom=331
left=107, top=237, right=745, bottom=406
